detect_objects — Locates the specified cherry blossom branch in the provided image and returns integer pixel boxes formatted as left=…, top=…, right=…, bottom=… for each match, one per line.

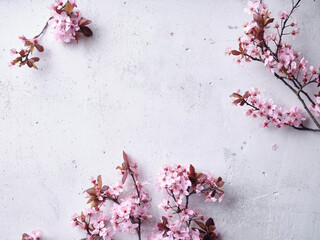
left=152, top=164, right=224, bottom=240
left=276, top=0, right=301, bottom=56
left=72, top=152, right=152, bottom=240
left=231, top=91, right=320, bottom=132
left=228, top=0, right=320, bottom=132
left=10, top=0, right=92, bottom=69
left=242, top=50, right=320, bottom=129
left=130, top=173, right=142, bottom=240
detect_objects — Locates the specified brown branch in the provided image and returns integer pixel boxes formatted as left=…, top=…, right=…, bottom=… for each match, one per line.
left=130, top=173, right=142, bottom=240
left=34, top=16, right=53, bottom=39
left=276, top=0, right=302, bottom=56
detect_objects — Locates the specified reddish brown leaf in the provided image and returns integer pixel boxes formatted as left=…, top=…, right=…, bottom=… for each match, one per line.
left=75, top=31, right=80, bottom=44
left=122, top=171, right=128, bottom=184
left=20, top=60, right=27, bottom=67
left=256, top=30, right=264, bottom=41
left=265, top=18, right=274, bottom=26
left=30, top=44, right=35, bottom=54
left=19, top=50, right=25, bottom=56
left=86, top=188, right=96, bottom=196
left=27, top=59, right=33, bottom=68
left=231, top=50, right=241, bottom=56
left=123, top=151, right=130, bottom=167
left=64, top=2, right=74, bottom=15
left=97, top=175, right=102, bottom=187
left=25, top=40, right=33, bottom=46
left=195, top=220, right=207, bottom=231
left=35, top=43, right=44, bottom=52
left=79, top=19, right=92, bottom=26
left=80, top=26, right=93, bottom=37
left=31, top=57, right=40, bottom=62
left=217, top=180, right=224, bottom=188
left=206, top=218, right=215, bottom=228
left=189, top=164, right=196, bottom=176
left=13, top=56, right=22, bottom=63
left=56, top=9, right=63, bottom=14
left=230, top=93, right=242, bottom=98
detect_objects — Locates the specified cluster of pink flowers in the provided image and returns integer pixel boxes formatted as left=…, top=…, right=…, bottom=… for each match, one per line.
left=310, top=97, right=320, bottom=117
left=231, top=88, right=306, bottom=128
left=228, top=0, right=320, bottom=132
left=111, top=192, right=152, bottom=234
left=72, top=152, right=152, bottom=240
left=151, top=164, right=224, bottom=240
left=22, top=230, right=41, bottom=240
left=10, top=36, right=43, bottom=69
left=72, top=208, right=114, bottom=240
left=49, top=0, right=92, bottom=43
left=11, top=0, right=92, bottom=70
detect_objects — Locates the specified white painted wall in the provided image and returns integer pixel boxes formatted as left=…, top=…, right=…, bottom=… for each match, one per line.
left=1, top=0, right=320, bottom=239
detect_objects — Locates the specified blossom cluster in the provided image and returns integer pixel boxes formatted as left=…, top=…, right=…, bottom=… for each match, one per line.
left=72, top=152, right=152, bottom=240
left=10, top=37, right=43, bottom=69
left=22, top=230, right=41, bottom=240
left=151, top=164, right=224, bottom=240
left=11, top=0, right=92, bottom=70
left=231, top=88, right=306, bottom=128
left=228, top=0, right=320, bottom=132
left=49, top=0, right=92, bottom=43
left=310, top=97, right=320, bottom=117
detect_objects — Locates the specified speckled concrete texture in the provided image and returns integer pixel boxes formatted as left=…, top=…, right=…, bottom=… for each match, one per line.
left=1, top=0, right=320, bottom=239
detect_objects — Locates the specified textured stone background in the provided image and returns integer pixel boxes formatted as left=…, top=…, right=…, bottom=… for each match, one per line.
left=1, top=0, right=320, bottom=239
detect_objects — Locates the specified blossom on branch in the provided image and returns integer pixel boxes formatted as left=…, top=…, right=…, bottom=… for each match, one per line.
left=49, top=0, right=92, bottom=43
left=11, top=0, right=92, bottom=70
left=73, top=152, right=151, bottom=240
left=151, top=164, right=224, bottom=240
left=22, top=230, right=41, bottom=240
left=231, top=88, right=306, bottom=128
left=228, top=0, right=320, bottom=132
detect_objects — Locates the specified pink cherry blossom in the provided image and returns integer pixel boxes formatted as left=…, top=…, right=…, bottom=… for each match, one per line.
left=232, top=88, right=306, bottom=129
left=49, top=0, right=92, bottom=43
left=310, top=97, right=320, bottom=117
left=152, top=164, right=223, bottom=240
left=22, top=230, right=41, bottom=240
left=271, top=144, right=278, bottom=151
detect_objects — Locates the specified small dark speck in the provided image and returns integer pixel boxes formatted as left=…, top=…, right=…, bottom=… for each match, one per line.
left=170, top=32, right=174, bottom=36
left=228, top=25, right=238, bottom=29
left=103, top=151, right=106, bottom=154
left=185, top=48, right=190, bottom=51
left=36, top=122, right=39, bottom=124
left=72, top=160, right=77, bottom=168
left=124, top=1, right=126, bottom=4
